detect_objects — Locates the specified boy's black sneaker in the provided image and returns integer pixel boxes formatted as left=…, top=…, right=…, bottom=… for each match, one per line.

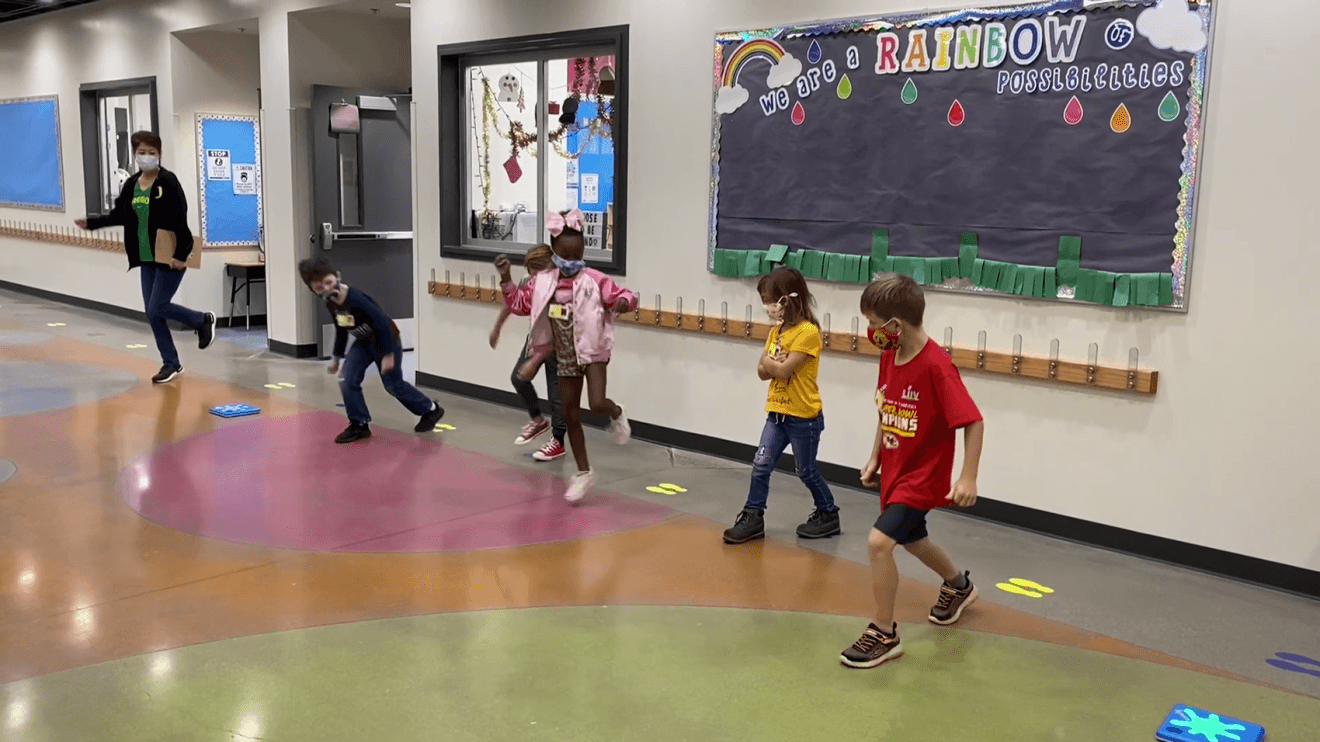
left=840, top=623, right=904, bottom=669
left=929, top=572, right=978, bottom=625
left=415, top=401, right=446, bottom=432
left=335, top=422, right=372, bottom=444
left=152, top=364, right=183, bottom=384
left=796, top=508, right=841, bottom=539
left=198, top=312, right=217, bottom=349
left=722, top=508, right=765, bottom=544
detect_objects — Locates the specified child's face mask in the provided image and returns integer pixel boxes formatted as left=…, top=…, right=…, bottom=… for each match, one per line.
left=551, top=252, right=586, bottom=277
left=312, top=275, right=340, bottom=299
left=867, top=319, right=900, bottom=351
left=763, top=293, right=798, bottom=323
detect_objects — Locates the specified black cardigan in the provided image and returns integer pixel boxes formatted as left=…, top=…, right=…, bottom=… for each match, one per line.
left=86, top=167, right=194, bottom=270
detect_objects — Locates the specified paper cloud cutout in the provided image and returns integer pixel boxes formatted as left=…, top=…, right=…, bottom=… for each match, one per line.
left=715, top=84, right=750, bottom=114
left=765, top=53, right=803, bottom=89
left=1136, top=0, right=1208, bottom=53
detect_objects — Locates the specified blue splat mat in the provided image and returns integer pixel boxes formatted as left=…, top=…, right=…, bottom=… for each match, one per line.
left=209, top=404, right=261, bottom=419
left=1156, top=705, right=1264, bottom=742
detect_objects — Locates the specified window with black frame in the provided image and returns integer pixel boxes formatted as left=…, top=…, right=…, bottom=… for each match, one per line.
left=78, top=77, right=159, bottom=217
left=439, top=27, right=628, bottom=274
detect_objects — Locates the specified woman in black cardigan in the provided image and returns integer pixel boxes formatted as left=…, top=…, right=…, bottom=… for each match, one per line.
left=76, top=131, right=216, bottom=383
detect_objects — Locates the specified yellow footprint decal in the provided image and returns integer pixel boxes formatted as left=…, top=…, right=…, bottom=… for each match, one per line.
left=995, top=578, right=1055, bottom=599
left=125, top=344, right=149, bottom=349
left=46, top=322, right=66, bottom=327
left=646, top=483, right=688, bottom=495
left=434, top=423, right=456, bottom=431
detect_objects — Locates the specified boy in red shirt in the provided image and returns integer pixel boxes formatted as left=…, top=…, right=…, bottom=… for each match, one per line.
left=841, top=273, right=985, bottom=669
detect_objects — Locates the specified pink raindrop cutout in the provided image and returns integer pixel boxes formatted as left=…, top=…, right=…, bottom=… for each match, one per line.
left=947, top=99, right=965, bottom=127
left=791, top=101, right=806, bottom=126
left=1064, top=96, right=1084, bottom=125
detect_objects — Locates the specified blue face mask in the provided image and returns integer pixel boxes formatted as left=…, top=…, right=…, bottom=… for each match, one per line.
left=552, top=253, right=586, bottom=276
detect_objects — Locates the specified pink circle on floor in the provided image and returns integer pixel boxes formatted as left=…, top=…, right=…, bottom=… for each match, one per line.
left=118, top=411, right=675, bottom=552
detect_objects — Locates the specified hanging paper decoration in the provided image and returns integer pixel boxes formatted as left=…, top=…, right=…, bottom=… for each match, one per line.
left=901, top=78, right=918, bottom=105
left=504, top=154, right=523, bottom=183
left=517, top=88, right=526, bottom=112
left=791, top=101, right=806, bottom=126
left=947, top=99, right=965, bottom=127
left=1110, top=103, right=1131, bottom=133
left=497, top=74, right=520, bottom=103
left=837, top=74, right=853, bottom=100
left=1063, top=96, right=1084, bottom=125
left=808, top=40, right=823, bottom=65
left=1158, top=91, right=1181, bottom=122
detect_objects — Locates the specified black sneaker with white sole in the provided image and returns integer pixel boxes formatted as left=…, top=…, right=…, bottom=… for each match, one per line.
left=722, top=508, right=765, bottom=544
left=335, top=422, right=372, bottom=444
left=151, top=364, right=183, bottom=384
left=198, top=312, right=217, bottom=350
left=415, top=401, right=446, bottom=433
left=796, top=508, right=841, bottom=539
left=928, top=572, right=978, bottom=625
left=840, top=623, right=904, bottom=669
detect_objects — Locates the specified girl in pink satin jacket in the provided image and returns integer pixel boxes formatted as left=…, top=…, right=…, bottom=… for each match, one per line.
left=496, top=210, right=638, bottom=503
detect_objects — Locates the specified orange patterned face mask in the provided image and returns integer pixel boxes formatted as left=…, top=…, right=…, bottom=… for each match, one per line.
left=868, top=321, right=900, bottom=351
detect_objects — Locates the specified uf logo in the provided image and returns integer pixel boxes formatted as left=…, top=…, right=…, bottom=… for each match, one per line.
left=1105, top=19, right=1135, bottom=50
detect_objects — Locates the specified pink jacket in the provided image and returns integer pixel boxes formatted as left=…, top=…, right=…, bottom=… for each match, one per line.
left=502, top=268, right=637, bottom=365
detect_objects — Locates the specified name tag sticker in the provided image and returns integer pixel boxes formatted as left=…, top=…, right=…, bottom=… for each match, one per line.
left=548, top=304, right=569, bottom=320
left=336, top=314, right=355, bottom=327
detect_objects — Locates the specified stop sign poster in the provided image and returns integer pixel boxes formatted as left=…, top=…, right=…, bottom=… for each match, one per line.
left=709, top=0, right=1215, bottom=309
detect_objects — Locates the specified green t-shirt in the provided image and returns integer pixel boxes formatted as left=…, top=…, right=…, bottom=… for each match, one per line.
left=132, top=182, right=152, bottom=263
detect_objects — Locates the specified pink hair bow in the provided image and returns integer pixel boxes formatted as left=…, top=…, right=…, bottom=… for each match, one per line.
left=547, top=209, right=585, bottom=237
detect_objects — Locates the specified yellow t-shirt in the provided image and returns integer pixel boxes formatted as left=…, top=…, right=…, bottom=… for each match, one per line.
left=765, top=320, right=822, bottom=418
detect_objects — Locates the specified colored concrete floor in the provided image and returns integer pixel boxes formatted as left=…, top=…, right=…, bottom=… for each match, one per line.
left=2, top=288, right=1319, bottom=741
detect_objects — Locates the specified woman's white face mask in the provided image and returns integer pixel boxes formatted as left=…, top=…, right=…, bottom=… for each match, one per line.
left=135, top=154, right=160, bottom=172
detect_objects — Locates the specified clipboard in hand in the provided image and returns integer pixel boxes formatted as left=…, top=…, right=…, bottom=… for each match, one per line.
left=153, top=229, right=201, bottom=269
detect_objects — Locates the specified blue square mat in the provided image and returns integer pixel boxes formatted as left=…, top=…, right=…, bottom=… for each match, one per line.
left=209, top=404, right=261, bottom=419
left=1156, top=705, right=1264, bottom=742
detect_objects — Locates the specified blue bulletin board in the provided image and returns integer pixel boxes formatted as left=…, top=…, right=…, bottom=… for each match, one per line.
left=196, top=114, right=262, bottom=247
left=0, top=96, right=65, bottom=211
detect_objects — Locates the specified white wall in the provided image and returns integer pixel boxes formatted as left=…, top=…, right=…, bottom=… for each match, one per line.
left=412, top=0, right=1320, bottom=572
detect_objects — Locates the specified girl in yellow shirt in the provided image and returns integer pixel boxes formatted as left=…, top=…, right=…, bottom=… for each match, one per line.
left=723, top=267, right=841, bottom=544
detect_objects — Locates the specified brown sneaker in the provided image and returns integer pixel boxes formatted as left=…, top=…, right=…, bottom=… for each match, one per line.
left=928, top=571, right=977, bottom=625
left=840, top=623, right=903, bottom=669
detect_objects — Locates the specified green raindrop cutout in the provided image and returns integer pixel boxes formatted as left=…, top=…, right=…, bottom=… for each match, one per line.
left=837, top=74, right=853, bottom=99
left=901, top=78, right=918, bottom=105
left=1158, top=91, right=1181, bottom=122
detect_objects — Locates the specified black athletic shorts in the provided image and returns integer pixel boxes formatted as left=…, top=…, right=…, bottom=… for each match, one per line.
left=874, top=503, right=929, bottom=545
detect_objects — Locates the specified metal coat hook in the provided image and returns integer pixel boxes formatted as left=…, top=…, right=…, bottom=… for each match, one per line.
left=444, top=270, right=451, bottom=297
left=1087, top=342, right=1099, bottom=384
left=943, top=326, right=953, bottom=356
left=1049, top=339, right=1060, bottom=379
left=721, top=301, right=728, bottom=335
left=675, top=297, right=683, bottom=329
left=490, top=275, right=499, bottom=302
left=1127, top=348, right=1139, bottom=390
left=459, top=272, right=466, bottom=298
left=851, top=317, right=860, bottom=352
left=977, top=331, right=987, bottom=369
left=698, top=299, right=706, bottom=332
left=654, top=294, right=662, bottom=326
left=1011, top=334, right=1023, bottom=374
left=822, top=313, right=831, bottom=349
left=743, top=305, right=752, bottom=337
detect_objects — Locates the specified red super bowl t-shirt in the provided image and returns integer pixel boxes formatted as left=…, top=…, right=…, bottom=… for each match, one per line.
left=875, top=339, right=982, bottom=510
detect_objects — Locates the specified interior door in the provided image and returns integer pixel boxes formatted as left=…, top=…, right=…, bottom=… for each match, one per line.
left=310, top=84, right=415, bottom=354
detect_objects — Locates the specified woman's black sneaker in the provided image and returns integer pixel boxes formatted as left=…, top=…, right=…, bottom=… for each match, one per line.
left=152, top=365, right=183, bottom=384
left=335, top=422, right=372, bottom=444
left=415, top=401, right=446, bottom=432
left=722, top=508, right=765, bottom=544
left=796, top=509, right=842, bottom=539
left=198, top=312, right=217, bottom=349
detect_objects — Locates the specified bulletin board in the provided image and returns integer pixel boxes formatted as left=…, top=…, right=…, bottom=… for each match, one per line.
left=708, top=0, right=1216, bottom=310
left=0, top=96, right=65, bottom=211
left=196, top=113, right=262, bottom=247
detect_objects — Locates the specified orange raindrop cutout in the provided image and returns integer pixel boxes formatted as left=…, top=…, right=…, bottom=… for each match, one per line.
left=1110, top=103, right=1131, bottom=133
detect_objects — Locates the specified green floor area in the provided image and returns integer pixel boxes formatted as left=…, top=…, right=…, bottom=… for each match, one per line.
left=5, top=607, right=1317, bottom=741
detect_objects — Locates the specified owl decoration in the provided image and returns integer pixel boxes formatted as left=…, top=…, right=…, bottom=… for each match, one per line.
left=497, top=73, right=520, bottom=103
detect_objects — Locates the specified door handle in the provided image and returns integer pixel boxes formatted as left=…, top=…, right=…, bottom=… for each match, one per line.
left=321, top=222, right=412, bottom=249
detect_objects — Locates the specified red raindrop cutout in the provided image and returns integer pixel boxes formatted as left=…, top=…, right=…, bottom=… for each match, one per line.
left=948, top=99, right=965, bottom=127
left=1064, top=96, right=1084, bottom=125
left=791, top=101, right=806, bottom=126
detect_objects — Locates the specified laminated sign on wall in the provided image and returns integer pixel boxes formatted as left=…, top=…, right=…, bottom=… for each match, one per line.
left=232, top=165, right=257, bottom=195
left=582, top=210, right=605, bottom=251
left=206, top=149, right=231, bottom=181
